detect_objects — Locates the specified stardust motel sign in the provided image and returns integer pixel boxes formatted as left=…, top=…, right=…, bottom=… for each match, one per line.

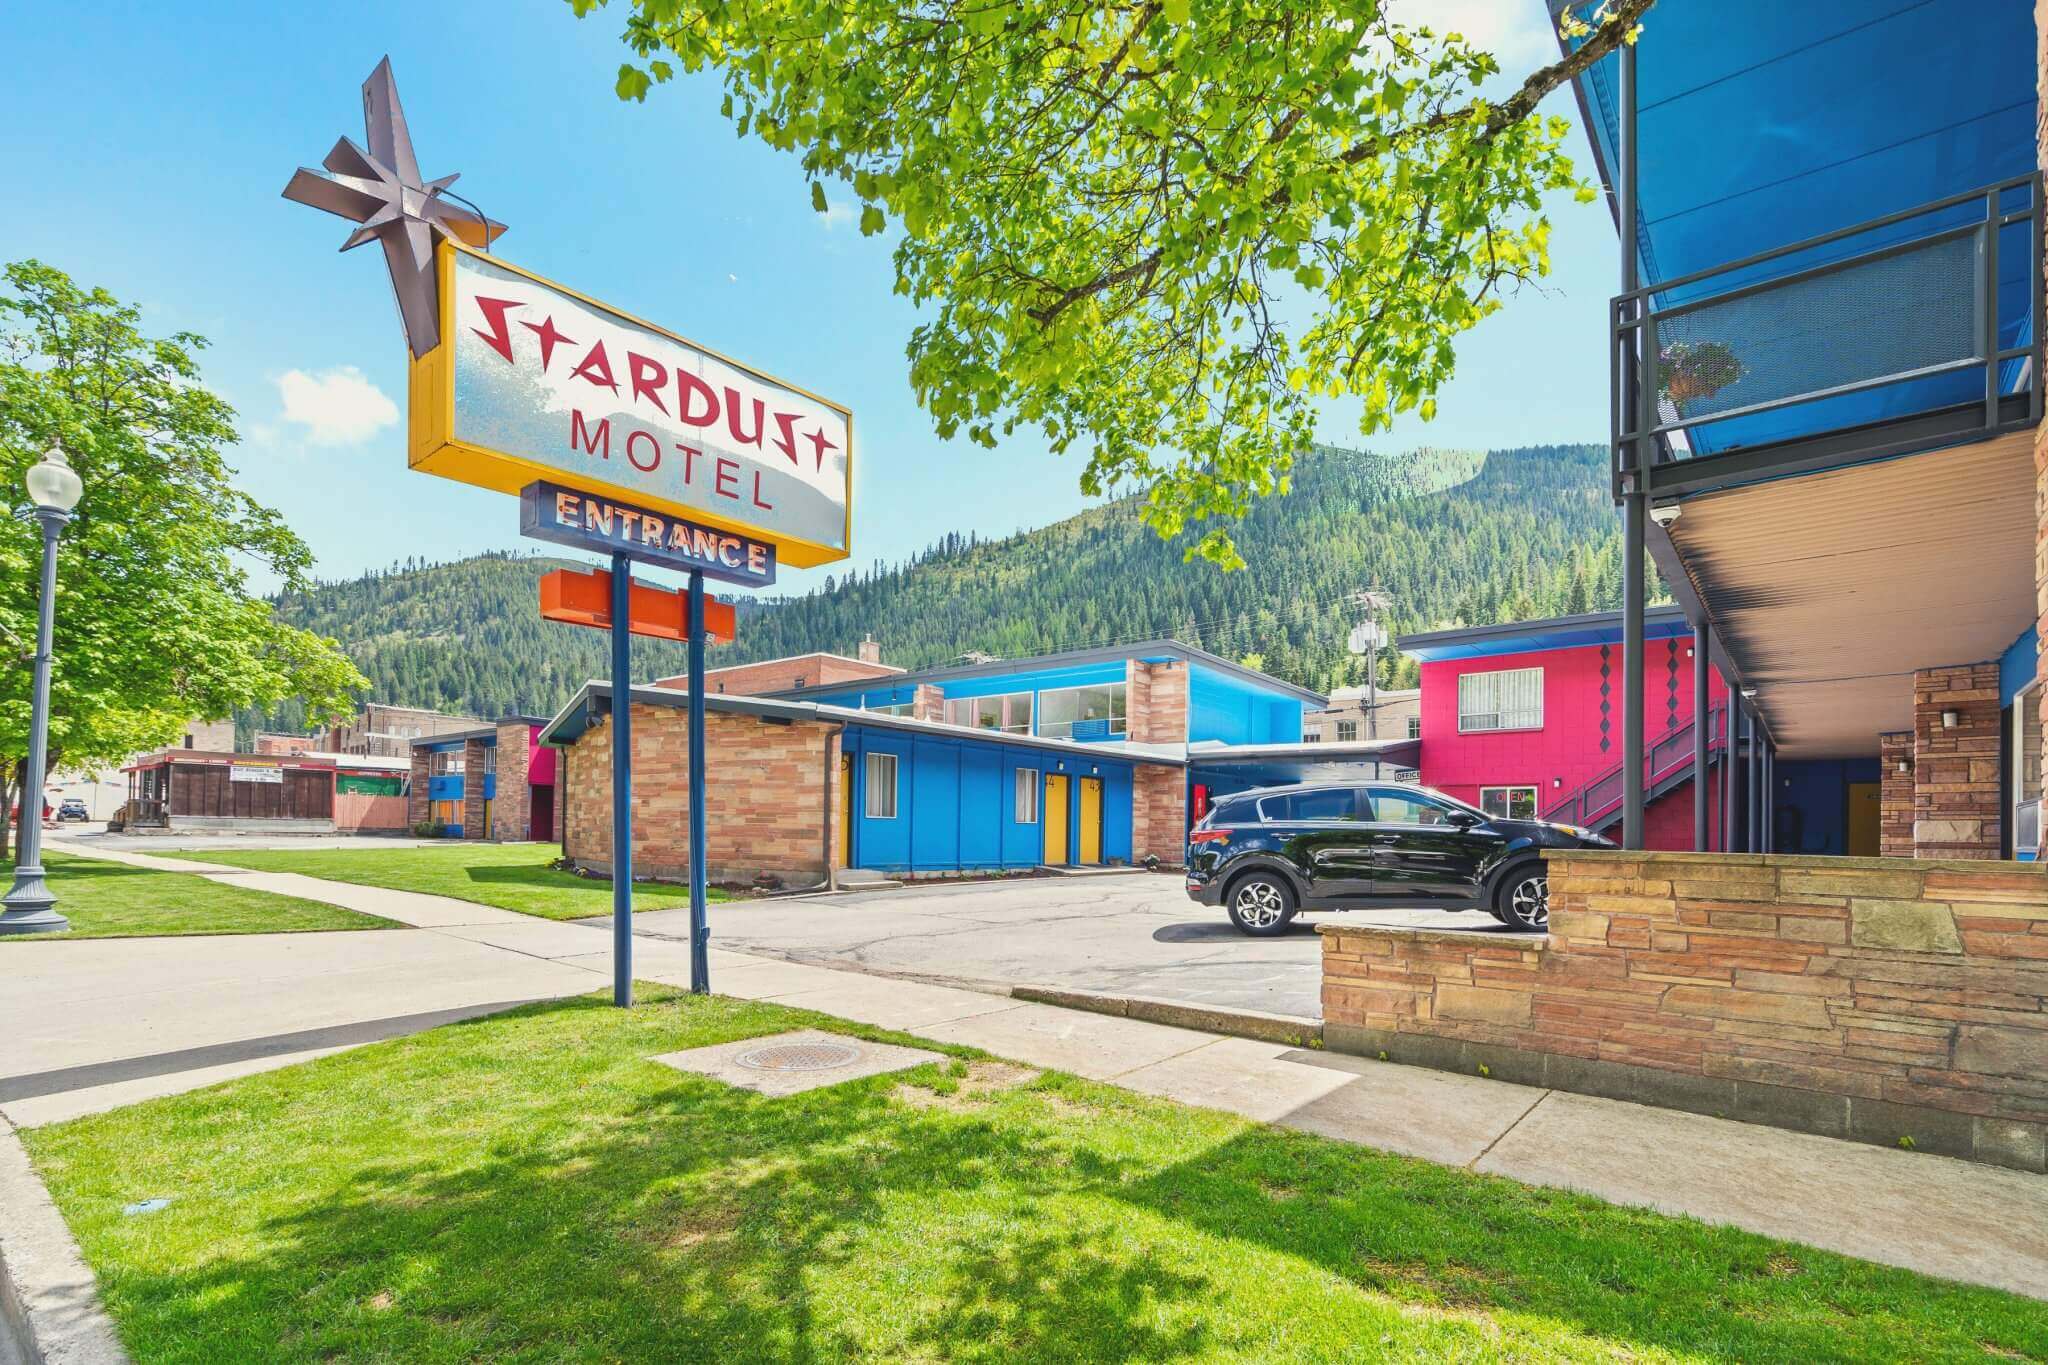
left=409, top=241, right=852, bottom=567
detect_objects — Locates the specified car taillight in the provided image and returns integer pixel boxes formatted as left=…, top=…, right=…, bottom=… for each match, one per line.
left=1188, top=829, right=1231, bottom=845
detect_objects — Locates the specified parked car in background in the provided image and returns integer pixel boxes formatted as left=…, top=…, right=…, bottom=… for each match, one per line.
left=57, top=799, right=90, bottom=821
left=1185, top=781, right=1614, bottom=935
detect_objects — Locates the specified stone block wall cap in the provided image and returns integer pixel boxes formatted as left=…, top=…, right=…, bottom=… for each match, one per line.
left=1313, top=921, right=1549, bottom=947
left=1545, top=849, right=2048, bottom=875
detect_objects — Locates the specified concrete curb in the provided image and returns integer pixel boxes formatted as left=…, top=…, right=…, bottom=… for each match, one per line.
left=1009, top=986, right=1322, bottom=1048
left=0, top=1121, right=128, bottom=1364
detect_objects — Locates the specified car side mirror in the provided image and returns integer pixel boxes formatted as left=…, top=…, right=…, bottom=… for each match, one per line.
left=1447, top=810, right=1483, bottom=829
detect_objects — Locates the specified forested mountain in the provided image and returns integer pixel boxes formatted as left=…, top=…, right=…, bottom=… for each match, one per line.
left=241, top=442, right=1648, bottom=738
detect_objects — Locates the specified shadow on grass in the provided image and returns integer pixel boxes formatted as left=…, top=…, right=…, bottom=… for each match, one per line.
left=66, top=995, right=1183, bottom=1363
left=49, top=993, right=2047, bottom=1363
left=1109, top=1120, right=2048, bottom=1362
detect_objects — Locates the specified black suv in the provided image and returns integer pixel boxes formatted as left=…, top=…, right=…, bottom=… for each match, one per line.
left=1185, top=781, right=1614, bottom=934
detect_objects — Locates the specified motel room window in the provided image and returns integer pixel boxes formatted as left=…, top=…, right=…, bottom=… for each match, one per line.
left=1335, top=720, right=1358, bottom=743
left=1015, top=768, right=1040, bottom=823
left=1458, top=667, right=1543, bottom=733
left=1479, top=786, right=1540, bottom=820
left=945, top=692, right=1032, bottom=734
left=1038, top=683, right=1126, bottom=739
left=868, top=702, right=917, bottom=717
left=1406, top=715, right=1422, bottom=740
left=864, top=752, right=899, bottom=819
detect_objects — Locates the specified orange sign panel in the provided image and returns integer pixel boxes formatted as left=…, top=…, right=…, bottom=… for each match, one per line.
left=539, top=568, right=736, bottom=645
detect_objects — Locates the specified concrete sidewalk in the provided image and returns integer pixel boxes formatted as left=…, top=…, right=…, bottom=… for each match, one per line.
left=17, top=841, right=2048, bottom=1301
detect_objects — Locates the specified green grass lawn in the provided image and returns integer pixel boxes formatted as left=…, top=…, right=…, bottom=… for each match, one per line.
left=172, top=842, right=729, bottom=922
left=0, top=852, right=395, bottom=940
left=25, top=988, right=2046, bottom=1363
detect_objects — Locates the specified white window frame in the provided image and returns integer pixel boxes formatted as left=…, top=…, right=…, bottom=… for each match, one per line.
left=1015, top=768, right=1040, bottom=823
left=1335, top=719, right=1358, bottom=743
left=1479, top=785, right=1540, bottom=820
left=864, top=752, right=899, bottom=819
left=945, top=691, right=1033, bottom=734
left=1406, top=715, right=1422, bottom=740
left=1036, top=682, right=1127, bottom=739
left=1458, top=667, right=1543, bottom=733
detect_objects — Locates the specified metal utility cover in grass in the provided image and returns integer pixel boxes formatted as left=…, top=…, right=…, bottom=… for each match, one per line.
left=650, top=1029, right=945, bottom=1097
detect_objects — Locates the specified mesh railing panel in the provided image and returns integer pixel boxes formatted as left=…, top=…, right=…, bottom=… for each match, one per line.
left=1652, top=231, right=1979, bottom=425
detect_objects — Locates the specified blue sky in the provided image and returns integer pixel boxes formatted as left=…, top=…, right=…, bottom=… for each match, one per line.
left=2, top=0, right=1612, bottom=598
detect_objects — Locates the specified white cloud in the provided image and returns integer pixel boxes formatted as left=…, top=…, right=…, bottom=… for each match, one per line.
left=1398, top=0, right=1559, bottom=72
left=817, top=200, right=858, bottom=232
left=275, top=366, right=399, bottom=446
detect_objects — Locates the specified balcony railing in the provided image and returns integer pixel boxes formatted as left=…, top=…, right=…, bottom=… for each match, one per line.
left=1544, top=704, right=1725, bottom=830
left=1613, top=175, right=2043, bottom=501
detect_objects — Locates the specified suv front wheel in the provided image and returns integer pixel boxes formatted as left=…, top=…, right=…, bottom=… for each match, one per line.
left=1225, top=871, right=1298, bottom=936
left=1495, top=865, right=1548, bottom=931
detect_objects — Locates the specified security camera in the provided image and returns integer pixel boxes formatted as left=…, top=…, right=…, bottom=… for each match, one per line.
left=1648, top=503, right=1682, bottom=528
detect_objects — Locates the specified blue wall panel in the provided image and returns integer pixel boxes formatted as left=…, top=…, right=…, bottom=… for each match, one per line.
left=844, top=722, right=1141, bottom=872
left=940, top=662, right=1128, bottom=701
left=2000, top=627, right=2038, bottom=707
left=1189, top=666, right=1306, bottom=745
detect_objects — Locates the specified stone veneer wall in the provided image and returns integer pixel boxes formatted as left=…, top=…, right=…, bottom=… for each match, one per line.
left=1321, top=849, right=2048, bottom=1170
left=1879, top=732, right=1914, bottom=860
left=561, top=702, right=836, bottom=886
left=912, top=684, right=945, bottom=722
left=1912, top=663, right=2002, bottom=859
left=1131, top=765, right=1188, bottom=866
left=407, top=745, right=430, bottom=830
left=491, top=721, right=531, bottom=842
left=461, top=737, right=488, bottom=841
left=1127, top=660, right=1189, bottom=744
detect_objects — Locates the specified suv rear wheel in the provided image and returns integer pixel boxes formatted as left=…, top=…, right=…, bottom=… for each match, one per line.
left=1225, top=871, right=1297, bottom=936
left=1495, top=865, right=1548, bottom=931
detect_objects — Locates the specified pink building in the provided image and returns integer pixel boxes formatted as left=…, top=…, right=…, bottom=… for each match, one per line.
left=1400, top=606, right=1734, bottom=851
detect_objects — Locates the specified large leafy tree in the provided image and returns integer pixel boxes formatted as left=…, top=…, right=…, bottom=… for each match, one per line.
left=577, top=0, right=1647, bottom=565
left=0, top=261, right=368, bottom=855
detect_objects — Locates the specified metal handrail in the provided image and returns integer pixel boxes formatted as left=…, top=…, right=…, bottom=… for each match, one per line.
left=1610, top=173, right=2044, bottom=498
left=1543, top=704, right=1725, bottom=827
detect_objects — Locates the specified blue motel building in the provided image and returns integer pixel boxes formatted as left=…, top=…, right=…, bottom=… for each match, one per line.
left=537, top=640, right=1418, bottom=885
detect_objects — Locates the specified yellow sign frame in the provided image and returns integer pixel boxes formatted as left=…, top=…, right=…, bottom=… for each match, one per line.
left=408, top=240, right=853, bottom=568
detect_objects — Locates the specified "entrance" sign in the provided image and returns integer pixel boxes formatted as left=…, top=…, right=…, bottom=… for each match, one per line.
left=519, top=481, right=777, bottom=588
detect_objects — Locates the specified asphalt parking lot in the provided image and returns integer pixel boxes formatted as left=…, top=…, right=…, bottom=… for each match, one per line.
left=628, top=871, right=1533, bottom=1020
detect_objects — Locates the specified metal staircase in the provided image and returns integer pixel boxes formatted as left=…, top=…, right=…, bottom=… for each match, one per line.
left=1542, top=704, right=1727, bottom=833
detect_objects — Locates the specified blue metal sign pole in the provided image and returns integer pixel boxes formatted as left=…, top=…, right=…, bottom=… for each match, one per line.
left=610, top=551, right=633, bottom=1007
left=687, top=569, right=711, bottom=993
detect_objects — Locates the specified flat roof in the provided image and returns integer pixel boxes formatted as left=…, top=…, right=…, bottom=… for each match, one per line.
left=1399, top=606, right=1692, bottom=662
left=757, top=638, right=1326, bottom=706
left=655, top=649, right=905, bottom=687
left=537, top=682, right=1187, bottom=767
left=409, top=716, right=550, bottom=748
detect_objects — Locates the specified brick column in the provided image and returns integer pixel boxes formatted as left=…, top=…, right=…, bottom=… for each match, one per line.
left=1128, top=660, right=1188, bottom=743
left=1880, top=731, right=1914, bottom=859
left=492, top=721, right=531, bottom=841
left=912, top=683, right=945, bottom=722
left=461, top=736, right=488, bottom=840
left=1912, top=664, right=2002, bottom=859
left=1131, top=765, right=1188, bottom=865
left=407, top=744, right=430, bottom=830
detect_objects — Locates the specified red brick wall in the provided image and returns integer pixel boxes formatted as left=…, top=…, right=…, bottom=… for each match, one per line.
left=1322, top=850, right=2048, bottom=1169
left=492, top=720, right=532, bottom=841
left=1128, top=660, right=1189, bottom=744
left=1881, top=732, right=1914, bottom=859
left=657, top=652, right=901, bottom=697
left=561, top=702, right=837, bottom=886
left=1913, top=664, right=2001, bottom=859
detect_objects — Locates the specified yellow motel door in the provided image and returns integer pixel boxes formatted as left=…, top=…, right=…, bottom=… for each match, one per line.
left=1044, top=773, right=1070, bottom=865
left=1846, top=782, right=1880, bottom=858
left=1078, top=777, right=1103, bottom=864
left=838, top=754, right=853, bottom=867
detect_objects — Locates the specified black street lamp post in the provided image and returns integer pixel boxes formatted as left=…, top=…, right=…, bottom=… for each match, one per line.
left=1, top=444, right=84, bottom=935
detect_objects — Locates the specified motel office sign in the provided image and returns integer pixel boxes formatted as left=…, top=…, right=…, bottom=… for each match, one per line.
left=411, top=242, right=851, bottom=570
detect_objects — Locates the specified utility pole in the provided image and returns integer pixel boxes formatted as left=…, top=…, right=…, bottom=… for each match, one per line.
left=1347, top=589, right=1394, bottom=739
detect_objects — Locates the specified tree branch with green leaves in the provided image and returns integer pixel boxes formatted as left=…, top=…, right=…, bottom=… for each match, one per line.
left=579, top=0, right=1650, bottom=567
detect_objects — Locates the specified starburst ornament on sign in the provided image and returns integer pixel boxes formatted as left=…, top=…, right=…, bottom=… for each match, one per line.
left=281, top=57, right=507, bottom=359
